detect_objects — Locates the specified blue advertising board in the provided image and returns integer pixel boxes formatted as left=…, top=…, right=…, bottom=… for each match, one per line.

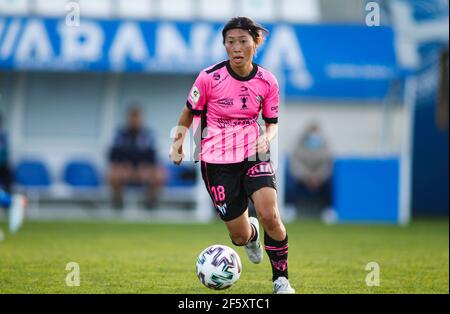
left=0, top=17, right=398, bottom=100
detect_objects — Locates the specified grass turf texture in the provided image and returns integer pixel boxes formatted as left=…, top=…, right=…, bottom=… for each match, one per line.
left=0, top=219, right=448, bottom=294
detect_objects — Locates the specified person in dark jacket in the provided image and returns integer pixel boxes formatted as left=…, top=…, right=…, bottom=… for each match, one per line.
left=109, top=106, right=166, bottom=209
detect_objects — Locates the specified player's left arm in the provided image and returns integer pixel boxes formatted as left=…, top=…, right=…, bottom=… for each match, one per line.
left=265, top=122, right=278, bottom=142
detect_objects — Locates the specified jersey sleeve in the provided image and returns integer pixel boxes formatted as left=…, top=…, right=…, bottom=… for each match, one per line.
left=262, top=75, right=279, bottom=124
left=186, top=71, right=209, bottom=116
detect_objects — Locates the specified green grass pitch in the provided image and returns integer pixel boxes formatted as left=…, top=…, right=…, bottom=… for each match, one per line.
left=0, top=219, right=448, bottom=294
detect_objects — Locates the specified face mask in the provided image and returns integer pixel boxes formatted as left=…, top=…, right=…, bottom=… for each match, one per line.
left=304, top=132, right=324, bottom=150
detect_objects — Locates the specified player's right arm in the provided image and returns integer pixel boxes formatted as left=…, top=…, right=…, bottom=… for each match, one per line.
left=170, top=70, right=210, bottom=165
left=169, top=107, right=194, bottom=165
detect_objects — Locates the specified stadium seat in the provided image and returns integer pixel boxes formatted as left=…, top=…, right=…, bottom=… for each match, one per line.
left=14, top=159, right=52, bottom=188
left=62, top=160, right=101, bottom=188
left=157, top=163, right=197, bottom=205
left=165, top=163, right=196, bottom=188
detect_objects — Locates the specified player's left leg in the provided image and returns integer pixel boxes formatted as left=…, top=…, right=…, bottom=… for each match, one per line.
left=251, top=187, right=295, bottom=294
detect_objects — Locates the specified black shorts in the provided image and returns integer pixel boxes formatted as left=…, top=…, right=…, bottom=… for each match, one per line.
left=200, top=155, right=277, bottom=222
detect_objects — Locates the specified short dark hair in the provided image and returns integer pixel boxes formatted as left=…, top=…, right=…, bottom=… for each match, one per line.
left=222, top=17, right=268, bottom=45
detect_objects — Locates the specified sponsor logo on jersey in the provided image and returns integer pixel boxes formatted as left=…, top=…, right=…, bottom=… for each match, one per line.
left=246, top=162, right=275, bottom=177
left=218, top=98, right=234, bottom=107
left=216, top=117, right=258, bottom=128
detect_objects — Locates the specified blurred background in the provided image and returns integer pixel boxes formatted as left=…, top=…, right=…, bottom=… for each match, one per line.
left=0, top=0, right=448, bottom=223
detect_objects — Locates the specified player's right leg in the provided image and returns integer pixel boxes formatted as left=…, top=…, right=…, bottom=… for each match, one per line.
left=224, top=213, right=263, bottom=264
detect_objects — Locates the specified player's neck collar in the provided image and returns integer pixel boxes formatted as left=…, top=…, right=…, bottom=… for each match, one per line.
left=226, top=61, right=258, bottom=81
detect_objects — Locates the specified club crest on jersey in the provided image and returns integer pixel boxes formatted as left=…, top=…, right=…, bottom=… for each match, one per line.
left=213, top=73, right=220, bottom=80
left=246, top=162, right=275, bottom=177
left=240, top=96, right=248, bottom=110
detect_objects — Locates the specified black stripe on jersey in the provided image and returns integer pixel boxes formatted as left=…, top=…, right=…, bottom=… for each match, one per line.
left=186, top=101, right=203, bottom=116
left=205, top=61, right=228, bottom=74
left=262, top=116, right=278, bottom=124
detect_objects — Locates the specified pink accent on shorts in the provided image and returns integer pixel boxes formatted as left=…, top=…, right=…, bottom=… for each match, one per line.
left=246, top=162, right=275, bottom=177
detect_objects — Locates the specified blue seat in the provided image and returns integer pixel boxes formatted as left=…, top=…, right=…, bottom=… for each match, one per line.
left=63, top=160, right=100, bottom=188
left=165, top=163, right=196, bottom=188
left=14, top=159, right=52, bottom=188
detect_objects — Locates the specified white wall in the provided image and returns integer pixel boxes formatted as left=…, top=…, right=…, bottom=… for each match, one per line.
left=282, top=102, right=407, bottom=158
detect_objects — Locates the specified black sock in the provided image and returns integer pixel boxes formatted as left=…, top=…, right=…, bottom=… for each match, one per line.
left=264, top=232, right=289, bottom=281
left=249, top=223, right=258, bottom=242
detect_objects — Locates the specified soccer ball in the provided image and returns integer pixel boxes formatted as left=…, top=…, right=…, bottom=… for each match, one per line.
left=196, top=244, right=242, bottom=290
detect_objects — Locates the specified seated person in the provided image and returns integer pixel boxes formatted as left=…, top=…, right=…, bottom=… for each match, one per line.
left=108, top=106, right=166, bottom=209
left=288, top=122, right=333, bottom=212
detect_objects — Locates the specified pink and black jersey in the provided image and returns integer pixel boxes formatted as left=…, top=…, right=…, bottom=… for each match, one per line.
left=186, top=60, right=279, bottom=164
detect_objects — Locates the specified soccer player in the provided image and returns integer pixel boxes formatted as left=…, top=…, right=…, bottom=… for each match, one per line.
left=0, top=189, right=27, bottom=234
left=170, top=17, right=295, bottom=294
